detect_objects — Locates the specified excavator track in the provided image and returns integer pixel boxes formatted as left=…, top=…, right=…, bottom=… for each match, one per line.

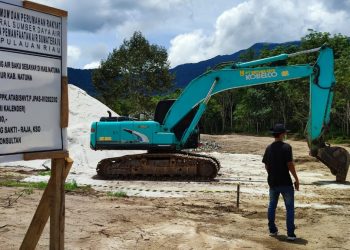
left=96, top=152, right=220, bottom=180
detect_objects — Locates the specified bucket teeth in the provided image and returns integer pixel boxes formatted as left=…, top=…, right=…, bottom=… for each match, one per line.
left=316, top=146, right=350, bottom=182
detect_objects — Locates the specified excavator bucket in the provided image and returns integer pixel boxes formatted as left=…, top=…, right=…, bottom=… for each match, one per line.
left=316, top=146, right=350, bottom=182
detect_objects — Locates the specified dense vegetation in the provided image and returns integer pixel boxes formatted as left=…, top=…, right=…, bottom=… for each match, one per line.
left=93, top=30, right=350, bottom=140
left=200, top=31, right=350, bottom=141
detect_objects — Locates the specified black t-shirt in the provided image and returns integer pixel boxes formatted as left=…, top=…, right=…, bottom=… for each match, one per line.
left=262, top=141, right=293, bottom=187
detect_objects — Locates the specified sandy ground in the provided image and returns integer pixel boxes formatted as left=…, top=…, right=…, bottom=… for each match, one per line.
left=1, top=134, right=350, bottom=249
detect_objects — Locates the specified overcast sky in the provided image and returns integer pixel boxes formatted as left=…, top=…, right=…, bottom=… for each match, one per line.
left=33, top=0, right=350, bottom=69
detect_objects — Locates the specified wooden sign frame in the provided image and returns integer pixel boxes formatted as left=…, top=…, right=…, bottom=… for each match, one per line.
left=0, top=1, right=70, bottom=249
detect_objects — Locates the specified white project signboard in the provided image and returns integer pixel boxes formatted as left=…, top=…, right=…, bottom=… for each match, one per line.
left=0, top=2, right=62, bottom=56
left=0, top=1, right=65, bottom=158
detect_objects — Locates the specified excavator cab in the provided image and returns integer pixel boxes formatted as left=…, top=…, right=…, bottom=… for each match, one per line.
left=154, top=99, right=200, bottom=149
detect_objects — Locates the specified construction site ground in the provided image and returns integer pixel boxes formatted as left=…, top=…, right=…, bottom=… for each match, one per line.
left=0, top=134, right=349, bottom=249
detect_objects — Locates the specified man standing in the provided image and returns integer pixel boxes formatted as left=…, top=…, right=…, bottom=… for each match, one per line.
left=262, top=123, right=299, bottom=241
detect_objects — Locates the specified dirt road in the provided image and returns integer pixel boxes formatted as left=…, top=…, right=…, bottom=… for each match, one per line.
left=0, top=134, right=349, bottom=249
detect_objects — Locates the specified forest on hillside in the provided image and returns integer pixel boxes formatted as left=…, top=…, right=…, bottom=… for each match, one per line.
left=93, top=31, right=350, bottom=141
left=199, top=31, right=350, bottom=141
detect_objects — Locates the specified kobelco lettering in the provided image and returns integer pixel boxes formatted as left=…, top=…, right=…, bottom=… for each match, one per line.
left=245, top=71, right=278, bottom=80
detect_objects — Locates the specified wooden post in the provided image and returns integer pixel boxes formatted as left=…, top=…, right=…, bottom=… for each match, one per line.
left=50, top=158, right=66, bottom=250
left=20, top=157, right=73, bottom=250
left=236, top=183, right=240, bottom=209
left=61, top=76, right=69, bottom=128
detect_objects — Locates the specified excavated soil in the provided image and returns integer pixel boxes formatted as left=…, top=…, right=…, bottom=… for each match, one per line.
left=0, top=134, right=349, bottom=249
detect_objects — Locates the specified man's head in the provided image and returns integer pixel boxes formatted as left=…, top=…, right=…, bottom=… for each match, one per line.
left=270, top=123, right=289, bottom=139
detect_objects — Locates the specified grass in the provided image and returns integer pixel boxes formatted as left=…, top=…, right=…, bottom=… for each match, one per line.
left=329, top=137, right=350, bottom=145
left=0, top=179, right=80, bottom=191
left=37, top=171, right=51, bottom=176
left=0, top=180, right=47, bottom=189
left=22, top=188, right=34, bottom=195
left=107, top=191, right=128, bottom=198
left=65, top=180, right=78, bottom=191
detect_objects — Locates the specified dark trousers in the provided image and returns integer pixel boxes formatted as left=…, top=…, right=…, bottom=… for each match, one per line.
left=268, top=185, right=295, bottom=235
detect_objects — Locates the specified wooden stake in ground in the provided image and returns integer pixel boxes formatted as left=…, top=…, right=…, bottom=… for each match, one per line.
left=236, top=183, right=240, bottom=209
left=50, top=158, right=66, bottom=250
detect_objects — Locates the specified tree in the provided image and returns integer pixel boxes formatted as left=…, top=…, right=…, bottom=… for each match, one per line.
left=197, top=30, right=350, bottom=138
left=92, top=31, right=174, bottom=116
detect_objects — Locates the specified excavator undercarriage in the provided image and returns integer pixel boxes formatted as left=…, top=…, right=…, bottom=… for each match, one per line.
left=96, top=151, right=220, bottom=180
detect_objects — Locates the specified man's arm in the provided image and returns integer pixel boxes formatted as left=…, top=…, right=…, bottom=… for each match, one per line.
left=288, top=161, right=299, bottom=191
left=264, top=164, right=269, bottom=173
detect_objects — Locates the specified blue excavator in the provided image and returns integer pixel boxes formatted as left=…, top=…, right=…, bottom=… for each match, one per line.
left=90, top=45, right=350, bottom=182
